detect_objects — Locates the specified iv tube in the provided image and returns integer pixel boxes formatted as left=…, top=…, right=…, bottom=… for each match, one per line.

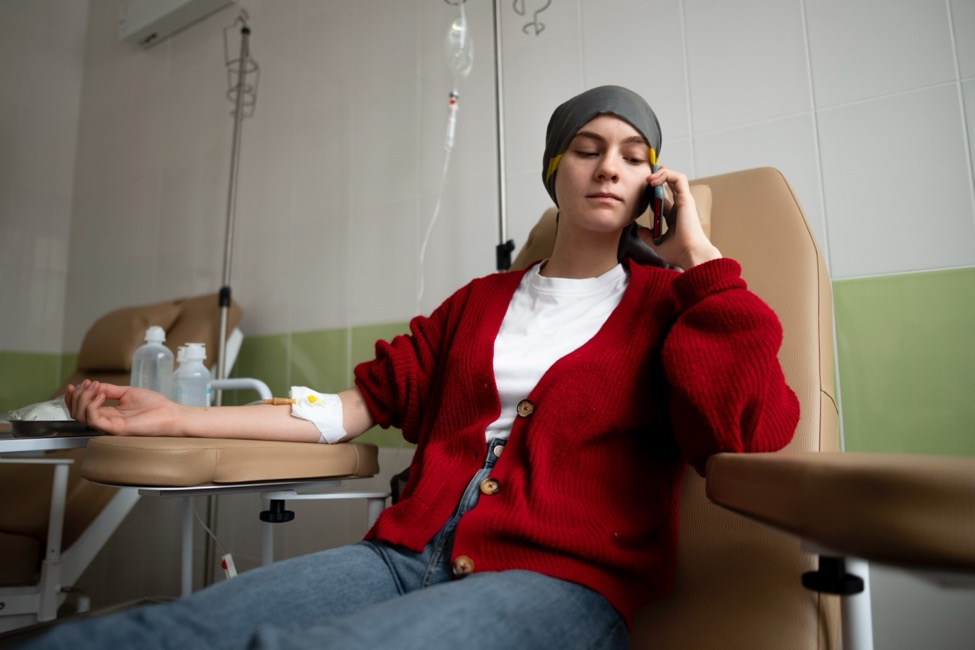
left=417, top=3, right=474, bottom=313
left=443, top=2, right=473, bottom=151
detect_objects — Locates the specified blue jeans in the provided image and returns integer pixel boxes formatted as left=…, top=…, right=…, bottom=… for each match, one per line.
left=27, top=440, right=627, bottom=649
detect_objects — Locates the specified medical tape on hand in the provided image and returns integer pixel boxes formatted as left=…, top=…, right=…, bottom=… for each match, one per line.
left=289, top=387, right=347, bottom=444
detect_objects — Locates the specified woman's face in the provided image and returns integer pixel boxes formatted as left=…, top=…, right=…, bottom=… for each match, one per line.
left=553, top=114, right=651, bottom=234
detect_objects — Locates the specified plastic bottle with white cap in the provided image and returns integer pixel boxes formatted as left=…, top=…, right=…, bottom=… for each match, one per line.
left=171, top=345, right=186, bottom=400
left=130, top=326, right=174, bottom=395
left=174, top=342, right=211, bottom=407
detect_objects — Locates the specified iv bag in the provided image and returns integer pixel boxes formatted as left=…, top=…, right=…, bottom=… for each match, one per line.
left=445, top=5, right=473, bottom=85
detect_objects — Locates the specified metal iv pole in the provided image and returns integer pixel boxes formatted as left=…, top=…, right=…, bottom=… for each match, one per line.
left=215, top=10, right=259, bottom=398
left=492, top=0, right=515, bottom=271
left=203, top=10, right=259, bottom=587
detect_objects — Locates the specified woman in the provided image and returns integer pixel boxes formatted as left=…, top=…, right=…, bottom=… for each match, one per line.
left=35, top=86, right=798, bottom=649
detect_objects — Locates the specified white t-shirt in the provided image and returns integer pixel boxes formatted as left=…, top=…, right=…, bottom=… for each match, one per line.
left=485, top=263, right=629, bottom=441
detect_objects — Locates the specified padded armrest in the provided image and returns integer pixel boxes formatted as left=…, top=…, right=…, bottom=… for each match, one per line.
left=706, top=451, right=975, bottom=573
left=82, top=437, right=380, bottom=487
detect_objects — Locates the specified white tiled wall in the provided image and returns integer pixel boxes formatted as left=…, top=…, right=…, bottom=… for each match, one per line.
left=0, top=0, right=88, bottom=354
left=3, top=0, right=974, bottom=352
left=819, top=84, right=974, bottom=277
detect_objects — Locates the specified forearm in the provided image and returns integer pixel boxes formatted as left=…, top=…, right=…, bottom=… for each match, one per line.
left=179, top=403, right=321, bottom=442
left=179, top=387, right=375, bottom=443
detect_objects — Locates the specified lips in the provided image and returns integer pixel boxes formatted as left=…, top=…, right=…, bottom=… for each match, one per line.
left=587, top=191, right=623, bottom=201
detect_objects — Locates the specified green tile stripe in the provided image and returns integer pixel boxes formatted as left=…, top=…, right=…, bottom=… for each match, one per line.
left=0, top=351, right=65, bottom=415
left=7, top=276, right=974, bottom=460
left=833, top=267, right=975, bottom=456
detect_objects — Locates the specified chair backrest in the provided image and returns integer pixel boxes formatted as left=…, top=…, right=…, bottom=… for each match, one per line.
left=0, top=294, right=243, bottom=576
left=59, top=293, right=242, bottom=392
left=631, top=168, right=839, bottom=648
left=510, top=168, right=838, bottom=648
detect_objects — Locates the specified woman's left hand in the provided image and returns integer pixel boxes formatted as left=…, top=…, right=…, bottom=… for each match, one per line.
left=65, top=379, right=181, bottom=436
left=637, top=166, right=721, bottom=270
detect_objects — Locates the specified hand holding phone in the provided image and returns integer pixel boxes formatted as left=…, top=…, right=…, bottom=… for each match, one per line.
left=617, top=158, right=678, bottom=269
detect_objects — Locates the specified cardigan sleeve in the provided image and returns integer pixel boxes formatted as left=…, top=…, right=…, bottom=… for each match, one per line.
left=661, top=257, right=799, bottom=475
left=353, top=290, right=458, bottom=443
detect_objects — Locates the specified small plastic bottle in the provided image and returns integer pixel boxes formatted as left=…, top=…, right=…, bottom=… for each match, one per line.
left=130, top=326, right=174, bottom=395
left=170, top=346, right=186, bottom=401
left=174, top=342, right=211, bottom=407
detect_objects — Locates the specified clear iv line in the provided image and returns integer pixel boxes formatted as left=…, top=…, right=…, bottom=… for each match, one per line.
left=416, top=147, right=453, bottom=313
left=417, top=3, right=473, bottom=313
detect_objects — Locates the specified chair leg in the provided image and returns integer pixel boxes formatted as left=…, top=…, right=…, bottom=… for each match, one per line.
left=258, top=489, right=390, bottom=565
left=802, top=554, right=874, bottom=650
left=260, top=498, right=295, bottom=566
left=841, top=558, right=874, bottom=650
left=366, top=497, right=385, bottom=527
left=181, top=498, right=194, bottom=597
left=37, top=463, right=70, bottom=621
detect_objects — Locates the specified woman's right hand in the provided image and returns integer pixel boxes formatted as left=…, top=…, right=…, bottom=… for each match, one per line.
left=640, top=166, right=721, bottom=269
left=65, top=380, right=181, bottom=437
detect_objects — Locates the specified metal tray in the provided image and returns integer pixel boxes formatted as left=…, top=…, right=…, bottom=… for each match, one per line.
left=10, top=420, right=98, bottom=438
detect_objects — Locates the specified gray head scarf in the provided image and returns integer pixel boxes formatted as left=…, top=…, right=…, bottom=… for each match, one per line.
left=541, top=85, right=671, bottom=267
left=542, top=85, right=662, bottom=212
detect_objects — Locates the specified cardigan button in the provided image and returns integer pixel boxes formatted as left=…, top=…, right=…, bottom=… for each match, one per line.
left=516, top=399, right=534, bottom=417
left=479, top=477, right=500, bottom=495
left=452, top=555, right=475, bottom=577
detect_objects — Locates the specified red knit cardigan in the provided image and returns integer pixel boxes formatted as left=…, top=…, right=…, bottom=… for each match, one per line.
left=354, top=258, right=799, bottom=628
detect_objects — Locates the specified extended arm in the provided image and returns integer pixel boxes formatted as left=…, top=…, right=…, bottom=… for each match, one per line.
left=65, top=380, right=374, bottom=443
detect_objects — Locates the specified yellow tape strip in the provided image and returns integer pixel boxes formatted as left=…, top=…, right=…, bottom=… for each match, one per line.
left=545, top=153, right=563, bottom=182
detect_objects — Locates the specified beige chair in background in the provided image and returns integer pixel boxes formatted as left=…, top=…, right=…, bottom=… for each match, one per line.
left=2, top=292, right=384, bottom=632
left=0, top=293, right=242, bottom=630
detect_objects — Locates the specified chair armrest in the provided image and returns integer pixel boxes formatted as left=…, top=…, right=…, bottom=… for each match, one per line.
left=705, top=451, right=975, bottom=574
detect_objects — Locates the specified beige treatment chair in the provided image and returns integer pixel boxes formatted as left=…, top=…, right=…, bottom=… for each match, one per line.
left=632, top=168, right=841, bottom=649
left=516, top=167, right=975, bottom=650
left=513, top=167, right=842, bottom=649
left=0, top=293, right=242, bottom=630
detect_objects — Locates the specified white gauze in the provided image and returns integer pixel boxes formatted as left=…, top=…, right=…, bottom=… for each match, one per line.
left=289, top=387, right=347, bottom=444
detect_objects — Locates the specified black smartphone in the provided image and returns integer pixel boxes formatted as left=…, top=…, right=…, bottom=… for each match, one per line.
left=644, top=162, right=664, bottom=241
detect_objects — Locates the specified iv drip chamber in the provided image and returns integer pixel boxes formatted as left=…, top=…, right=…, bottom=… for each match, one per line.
left=443, top=3, right=473, bottom=151
left=445, top=5, right=474, bottom=85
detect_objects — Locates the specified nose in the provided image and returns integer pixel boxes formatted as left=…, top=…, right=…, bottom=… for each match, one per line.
left=595, top=154, right=619, bottom=182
